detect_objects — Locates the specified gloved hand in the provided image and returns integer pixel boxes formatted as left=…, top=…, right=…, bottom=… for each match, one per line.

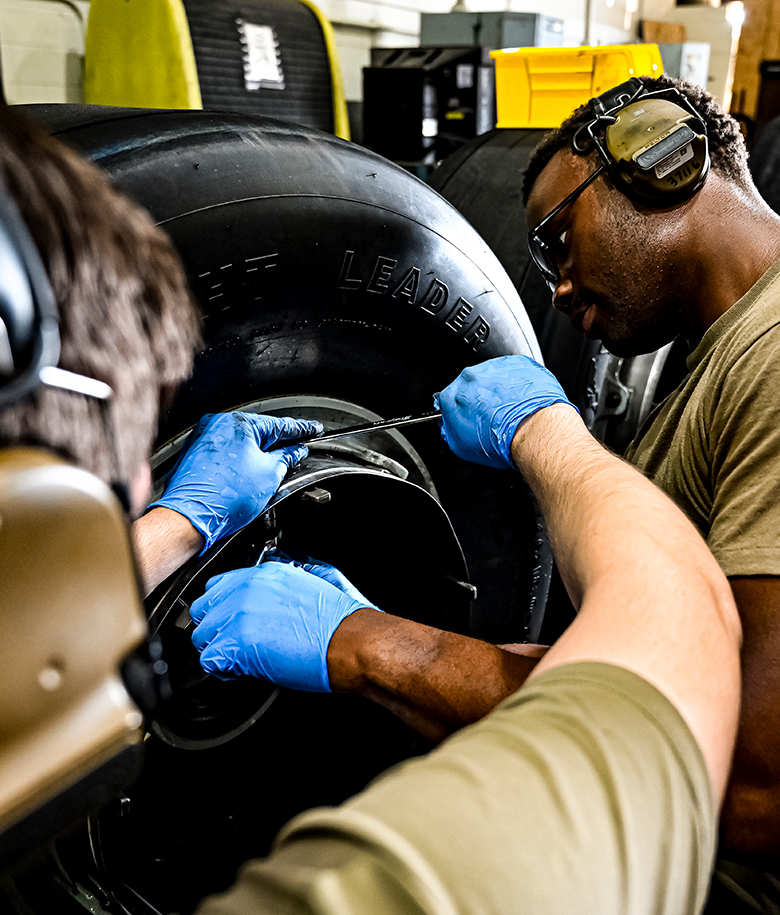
left=263, top=551, right=377, bottom=606
left=190, top=555, right=380, bottom=691
left=434, top=355, right=576, bottom=471
left=148, top=412, right=322, bottom=552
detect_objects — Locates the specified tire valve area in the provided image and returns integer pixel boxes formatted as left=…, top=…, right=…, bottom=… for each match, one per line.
left=300, top=486, right=331, bottom=504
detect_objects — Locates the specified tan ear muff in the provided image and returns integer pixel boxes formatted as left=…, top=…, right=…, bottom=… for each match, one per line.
left=604, top=97, right=709, bottom=206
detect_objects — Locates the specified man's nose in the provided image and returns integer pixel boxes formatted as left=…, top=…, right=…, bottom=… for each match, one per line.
left=552, top=277, right=573, bottom=313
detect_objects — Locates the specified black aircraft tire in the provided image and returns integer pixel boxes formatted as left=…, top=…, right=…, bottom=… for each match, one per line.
left=26, top=104, right=549, bottom=643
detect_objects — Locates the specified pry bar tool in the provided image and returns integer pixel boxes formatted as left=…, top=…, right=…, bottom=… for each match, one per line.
left=268, top=409, right=442, bottom=450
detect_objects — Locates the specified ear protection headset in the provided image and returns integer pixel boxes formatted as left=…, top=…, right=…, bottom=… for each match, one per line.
left=0, top=183, right=110, bottom=408
left=572, top=77, right=710, bottom=207
left=0, top=186, right=60, bottom=407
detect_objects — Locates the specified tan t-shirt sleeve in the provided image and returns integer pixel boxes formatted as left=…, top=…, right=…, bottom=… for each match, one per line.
left=195, top=662, right=715, bottom=915
left=626, top=278, right=780, bottom=579
left=705, top=327, right=780, bottom=576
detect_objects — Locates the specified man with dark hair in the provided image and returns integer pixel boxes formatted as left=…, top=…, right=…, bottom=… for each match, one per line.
left=188, top=76, right=773, bottom=747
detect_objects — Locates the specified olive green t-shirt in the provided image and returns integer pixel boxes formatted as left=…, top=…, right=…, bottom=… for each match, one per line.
left=196, top=662, right=715, bottom=915
left=625, top=257, right=780, bottom=913
left=625, top=255, right=780, bottom=577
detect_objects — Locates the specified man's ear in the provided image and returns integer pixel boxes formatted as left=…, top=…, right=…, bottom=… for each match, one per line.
left=129, top=462, right=153, bottom=519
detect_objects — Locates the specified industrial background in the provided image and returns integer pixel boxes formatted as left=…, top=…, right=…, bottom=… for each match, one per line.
left=0, top=0, right=771, bottom=135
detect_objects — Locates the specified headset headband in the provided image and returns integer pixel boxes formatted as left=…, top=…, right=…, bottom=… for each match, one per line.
left=0, top=184, right=111, bottom=407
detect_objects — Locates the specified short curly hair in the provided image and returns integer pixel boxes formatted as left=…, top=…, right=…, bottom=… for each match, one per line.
left=522, top=75, right=750, bottom=205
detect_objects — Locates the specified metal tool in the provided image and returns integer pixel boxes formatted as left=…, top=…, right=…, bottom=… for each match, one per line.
left=268, top=409, right=442, bottom=450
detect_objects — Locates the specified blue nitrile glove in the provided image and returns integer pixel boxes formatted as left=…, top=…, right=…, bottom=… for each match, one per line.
left=262, top=551, right=380, bottom=607
left=190, top=556, right=380, bottom=691
left=433, top=355, right=576, bottom=471
left=148, top=412, right=322, bottom=552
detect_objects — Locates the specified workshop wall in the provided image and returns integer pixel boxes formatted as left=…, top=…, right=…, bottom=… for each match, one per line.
left=322, top=0, right=659, bottom=105
left=0, top=0, right=746, bottom=114
left=0, top=0, right=656, bottom=109
left=0, top=0, right=89, bottom=103
left=729, top=0, right=780, bottom=122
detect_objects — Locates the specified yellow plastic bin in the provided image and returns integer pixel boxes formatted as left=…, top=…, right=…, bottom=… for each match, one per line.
left=490, top=43, right=663, bottom=129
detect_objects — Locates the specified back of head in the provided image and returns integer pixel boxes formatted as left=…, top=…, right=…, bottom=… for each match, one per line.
left=0, top=105, right=201, bottom=491
left=522, top=75, right=750, bottom=206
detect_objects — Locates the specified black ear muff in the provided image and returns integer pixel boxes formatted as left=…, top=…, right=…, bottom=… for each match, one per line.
left=576, top=78, right=710, bottom=208
left=0, top=187, right=59, bottom=407
left=604, top=97, right=709, bottom=205
left=0, top=184, right=111, bottom=407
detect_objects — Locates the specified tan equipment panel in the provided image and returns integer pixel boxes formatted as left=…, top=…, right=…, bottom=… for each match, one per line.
left=0, top=448, right=146, bottom=842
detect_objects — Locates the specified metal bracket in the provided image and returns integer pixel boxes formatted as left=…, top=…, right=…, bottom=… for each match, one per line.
left=592, top=355, right=632, bottom=422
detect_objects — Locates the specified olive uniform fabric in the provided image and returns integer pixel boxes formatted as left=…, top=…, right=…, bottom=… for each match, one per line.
left=196, top=662, right=715, bottom=915
left=625, top=255, right=780, bottom=914
left=625, top=255, right=780, bottom=577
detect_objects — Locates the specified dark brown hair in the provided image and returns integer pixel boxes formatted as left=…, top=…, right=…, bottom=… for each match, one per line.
left=0, top=105, right=201, bottom=486
left=522, top=75, right=751, bottom=205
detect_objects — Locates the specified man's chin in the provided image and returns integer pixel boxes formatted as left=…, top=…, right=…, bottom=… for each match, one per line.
left=592, top=317, right=678, bottom=357
left=601, top=336, right=672, bottom=357
left=601, top=339, right=640, bottom=357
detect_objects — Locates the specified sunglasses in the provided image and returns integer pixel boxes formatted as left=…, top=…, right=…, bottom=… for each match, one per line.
left=527, top=164, right=606, bottom=292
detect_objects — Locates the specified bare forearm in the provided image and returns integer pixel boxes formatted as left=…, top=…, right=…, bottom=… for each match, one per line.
left=328, top=609, right=545, bottom=742
left=132, top=507, right=205, bottom=596
left=511, top=405, right=741, bottom=801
